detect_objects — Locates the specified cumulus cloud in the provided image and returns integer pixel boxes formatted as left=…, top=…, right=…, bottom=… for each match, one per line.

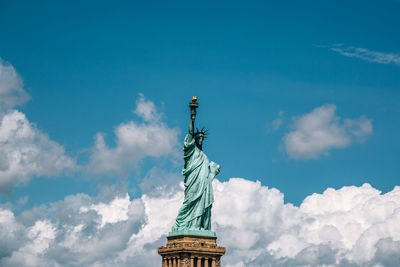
left=0, top=183, right=180, bottom=266
left=283, top=104, right=372, bottom=159
left=1, top=178, right=399, bottom=266
left=134, top=93, right=161, bottom=122
left=87, top=94, right=180, bottom=176
left=0, top=110, right=76, bottom=194
left=0, top=60, right=76, bottom=194
left=0, top=59, right=30, bottom=111
left=328, top=44, right=400, bottom=66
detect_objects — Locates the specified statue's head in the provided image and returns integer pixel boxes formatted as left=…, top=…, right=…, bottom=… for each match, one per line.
left=194, top=127, right=208, bottom=150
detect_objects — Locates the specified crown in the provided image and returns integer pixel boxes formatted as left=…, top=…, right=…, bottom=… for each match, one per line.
left=194, top=127, right=209, bottom=138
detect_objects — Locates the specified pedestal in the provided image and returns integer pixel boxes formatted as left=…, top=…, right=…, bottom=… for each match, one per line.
left=158, top=235, right=226, bottom=267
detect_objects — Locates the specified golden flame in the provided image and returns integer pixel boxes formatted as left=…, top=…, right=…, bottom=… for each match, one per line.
left=192, top=96, right=198, bottom=102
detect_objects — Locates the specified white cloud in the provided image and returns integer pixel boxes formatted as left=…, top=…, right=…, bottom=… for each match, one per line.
left=0, top=59, right=30, bottom=111
left=329, top=44, right=400, bottom=66
left=0, top=58, right=180, bottom=192
left=215, top=179, right=400, bottom=266
left=134, top=93, right=161, bottom=122
left=0, top=108, right=76, bottom=194
left=283, top=104, right=372, bottom=159
left=1, top=178, right=399, bottom=266
left=80, top=193, right=130, bottom=227
left=0, top=59, right=76, bottom=194
left=87, top=94, right=180, bottom=176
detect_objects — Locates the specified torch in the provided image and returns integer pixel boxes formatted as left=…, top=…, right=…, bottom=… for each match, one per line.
left=189, top=96, right=198, bottom=120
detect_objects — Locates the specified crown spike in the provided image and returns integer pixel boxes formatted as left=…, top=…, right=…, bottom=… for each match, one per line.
left=194, top=126, right=209, bottom=137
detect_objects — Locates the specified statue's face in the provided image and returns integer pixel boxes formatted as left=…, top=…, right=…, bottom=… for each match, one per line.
left=195, top=134, right=204, bottom=147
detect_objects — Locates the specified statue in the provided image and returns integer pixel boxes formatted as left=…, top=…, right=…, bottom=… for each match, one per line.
left=168, top=97, right=221, bottom=237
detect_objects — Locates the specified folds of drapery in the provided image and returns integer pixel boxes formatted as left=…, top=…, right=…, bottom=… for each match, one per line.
left=172, top=134, right=216, bottom=231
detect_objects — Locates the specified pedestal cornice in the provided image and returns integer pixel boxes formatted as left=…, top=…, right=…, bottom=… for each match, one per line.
left=158, top=235, right=225, bottom=266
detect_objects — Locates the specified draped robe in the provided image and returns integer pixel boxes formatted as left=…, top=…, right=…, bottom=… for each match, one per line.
left=171, top=133, right=218, bottom=231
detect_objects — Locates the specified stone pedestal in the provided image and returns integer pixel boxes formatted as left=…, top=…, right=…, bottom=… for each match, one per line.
left=158, top=235, right=226, bottom=267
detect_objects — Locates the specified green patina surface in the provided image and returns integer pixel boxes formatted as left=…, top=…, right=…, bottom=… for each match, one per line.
left=169, top=98, right=220, bottom=237
left=168, top=229, right=216, bottom=237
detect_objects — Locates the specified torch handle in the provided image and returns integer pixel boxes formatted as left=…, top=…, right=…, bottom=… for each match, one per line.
left=189, top=101, right=199, bottom=120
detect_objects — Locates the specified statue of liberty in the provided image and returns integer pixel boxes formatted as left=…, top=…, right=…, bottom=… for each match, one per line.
left=169, top=97, right=220, bottom=237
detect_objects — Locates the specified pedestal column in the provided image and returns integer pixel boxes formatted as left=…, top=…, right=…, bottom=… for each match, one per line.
left=162, top=258, right=167, bottom=267
left=204, top=257, right=209, bottom=267
left=211, top=257, right=216, bottom=267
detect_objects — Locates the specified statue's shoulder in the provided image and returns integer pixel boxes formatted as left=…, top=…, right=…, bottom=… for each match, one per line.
left=184, top=133, right=193, bottom=141
left=184, top=134, right=195, bottom=150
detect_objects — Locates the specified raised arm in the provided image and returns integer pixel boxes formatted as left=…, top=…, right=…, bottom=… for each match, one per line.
left=188, top=114, right=195, bottom=136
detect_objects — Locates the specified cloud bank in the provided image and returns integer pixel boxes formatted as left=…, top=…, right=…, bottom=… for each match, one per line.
left=329, top=44, right=400, bottom=66
left=1, top=178, right=399, bottom=266
left=0, top=59, right=76, bottom=194
left=283, top=104, right=372, bottom=159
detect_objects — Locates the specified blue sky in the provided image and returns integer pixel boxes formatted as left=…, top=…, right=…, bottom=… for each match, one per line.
left=1, top=1, right=400, bottom=266
left=1, top=0, right=399, bottom=207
